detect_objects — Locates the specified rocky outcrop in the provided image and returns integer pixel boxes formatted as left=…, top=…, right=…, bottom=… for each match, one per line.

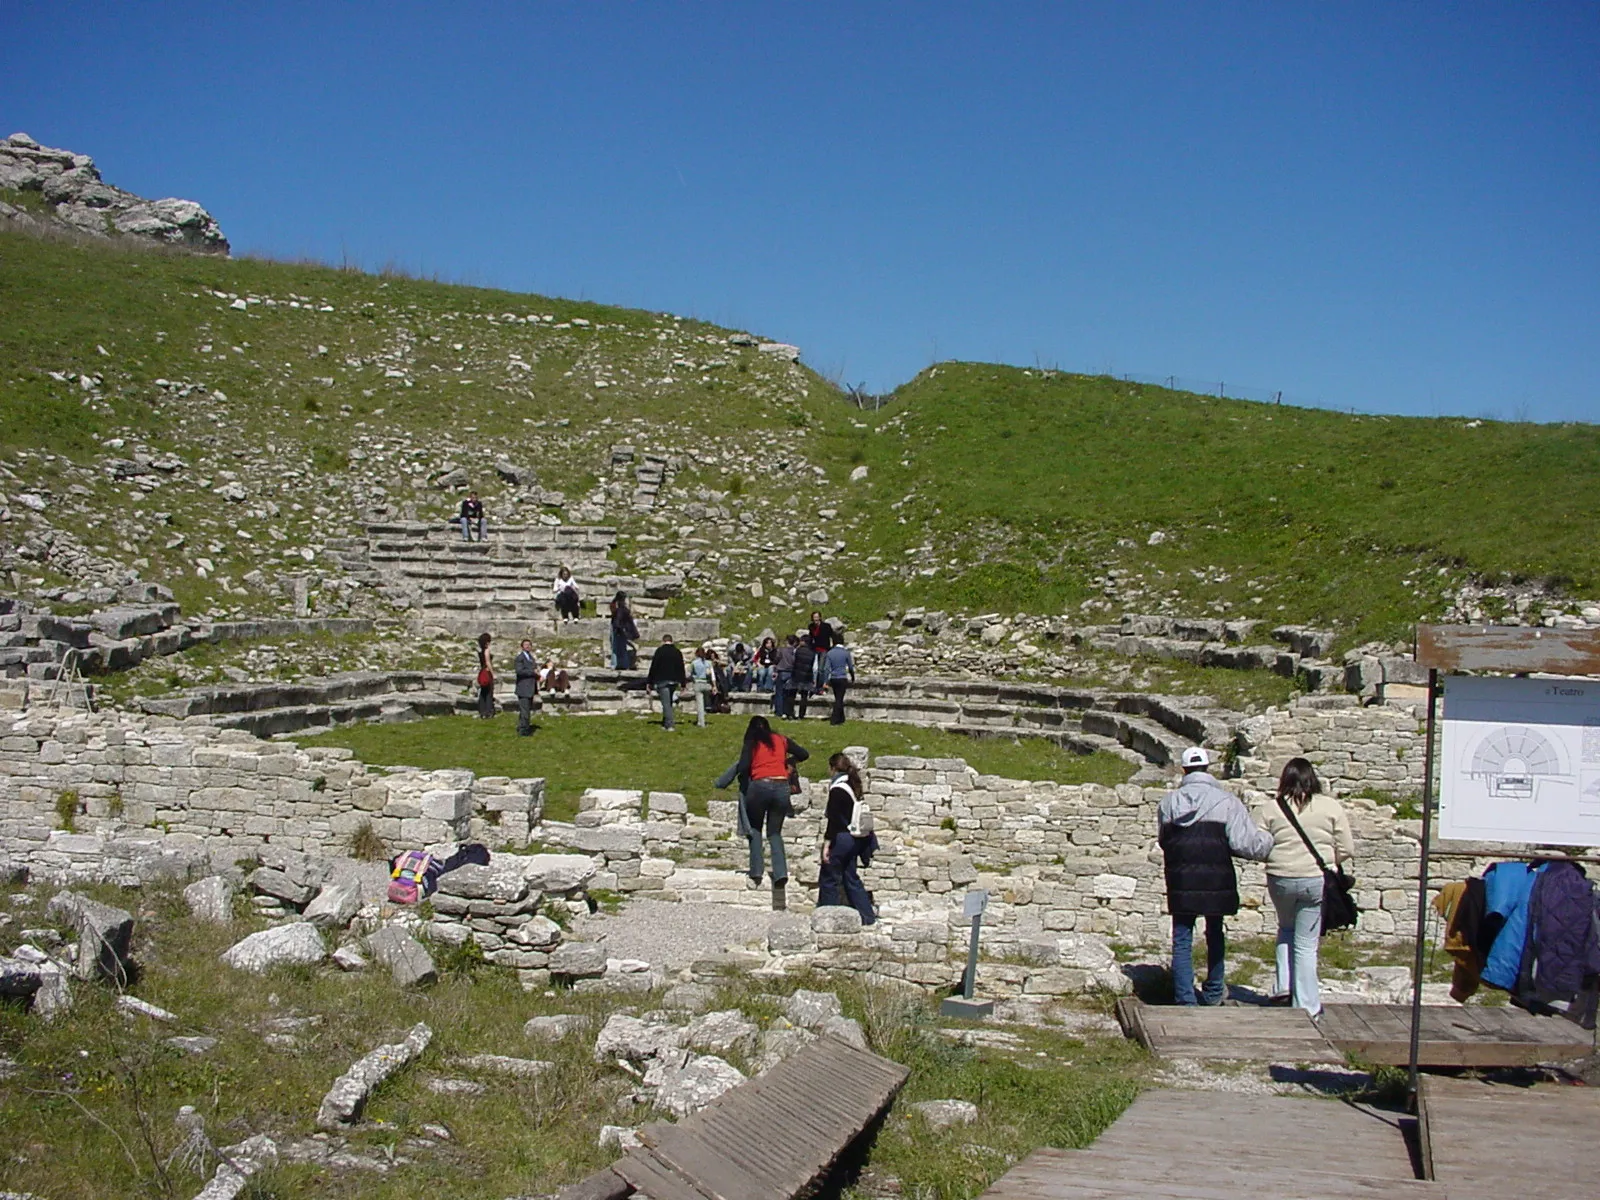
left=0, top=133, right=228, bottom=253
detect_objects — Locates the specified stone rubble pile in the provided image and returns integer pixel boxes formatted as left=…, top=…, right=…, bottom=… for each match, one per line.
left=0, top=132, right=229, bottom=252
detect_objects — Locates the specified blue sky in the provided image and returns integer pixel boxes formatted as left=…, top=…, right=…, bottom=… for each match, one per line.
left=4, top=2, right=1598, bottom=421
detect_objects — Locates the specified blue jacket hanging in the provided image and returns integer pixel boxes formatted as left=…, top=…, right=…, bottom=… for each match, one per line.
left=1481, top=861, right=1543, bottom=991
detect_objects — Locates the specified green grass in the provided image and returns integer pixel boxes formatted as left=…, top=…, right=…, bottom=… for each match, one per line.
left=6, top=229, right=1600, bottom=646
left=295, top=713, right=1136, bottom=822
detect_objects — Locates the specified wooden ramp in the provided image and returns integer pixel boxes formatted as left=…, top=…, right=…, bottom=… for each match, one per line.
left=558, top=1034, right=910, bottom=1200
left=979, top=1090, right=1443, bottom=1199
left=1115, top=996, right=1343, bottom=1062
left=1419, top=1074, right=1599, bottom=1198
left=1316, top=1002, right=1594, bottom=1067
left=1118, top=997, right=1595, bottom=1067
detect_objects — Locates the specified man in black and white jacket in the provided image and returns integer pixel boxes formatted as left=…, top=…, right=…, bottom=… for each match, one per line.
left=1157, top=747, right=1272, bottom=1006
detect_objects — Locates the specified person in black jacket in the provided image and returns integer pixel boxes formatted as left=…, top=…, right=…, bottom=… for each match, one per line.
left=788, top=633, right=815, bottom=719
left=645, top=634, right=687, bottom=731
left=1157, top=747, right=1273, bottom=1005
left=459, top=492, right=485, bottom=542
left=609, top=591, right=639, bottom=670
left=513, top=638, right=539, bottom=736
left=817, top=753, right=875, bottom=924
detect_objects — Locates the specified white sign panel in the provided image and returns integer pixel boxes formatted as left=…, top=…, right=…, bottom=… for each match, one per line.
left=1440, top=674, right=1600, bottom=844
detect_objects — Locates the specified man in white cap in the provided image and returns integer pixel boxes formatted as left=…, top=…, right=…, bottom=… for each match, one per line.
left=1157, top=746, right=1273, bottom=1005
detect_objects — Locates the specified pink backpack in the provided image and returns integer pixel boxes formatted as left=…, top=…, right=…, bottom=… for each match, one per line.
left=387, top=850, right=435, bottom=904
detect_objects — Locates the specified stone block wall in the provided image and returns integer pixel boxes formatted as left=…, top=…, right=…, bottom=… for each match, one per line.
left=0, top=709, right=543, bottom=880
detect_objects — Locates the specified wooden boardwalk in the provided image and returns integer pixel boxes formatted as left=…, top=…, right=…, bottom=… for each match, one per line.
left=1419, top=1074, right=1599, bottom=1197
left=979, top=1090, right=1443, bottom=1199
left=557, top=1034, right=909, bottom=1200
left=1117, top=997, right=1594, bottom=1067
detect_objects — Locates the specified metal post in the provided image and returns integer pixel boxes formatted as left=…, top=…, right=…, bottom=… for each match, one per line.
left=962, top=914, right=981, bottom=999
left=1407, top=668, right=1439, bottom=1104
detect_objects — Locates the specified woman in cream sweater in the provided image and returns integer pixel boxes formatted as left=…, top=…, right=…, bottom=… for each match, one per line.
left=1255, top=758, right=1354, bottom=1017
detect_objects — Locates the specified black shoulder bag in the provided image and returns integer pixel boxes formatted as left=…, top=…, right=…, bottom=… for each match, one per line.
left=1277, top=797, right=1358, bottom=934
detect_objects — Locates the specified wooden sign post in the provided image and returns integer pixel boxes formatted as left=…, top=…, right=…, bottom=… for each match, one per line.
left=1408, top=623, right=1600, bottom=1102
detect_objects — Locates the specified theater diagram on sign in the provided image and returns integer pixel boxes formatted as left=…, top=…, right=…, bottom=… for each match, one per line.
left=1440, top=675, right=1600, bottom=844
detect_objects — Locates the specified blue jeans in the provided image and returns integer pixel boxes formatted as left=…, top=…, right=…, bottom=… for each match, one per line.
left=1171, top=914, right=1226, bottom=1005
left=814, top=650, right=830, bottom=691
left=818, top=832, right=874, bottom=924
left=1270, top=875, right=1324, bottom=1016
left=655, top=683, right=677, bottom=730
left=772, top=671, right=791, bottom=716
left=753, top=665, right=772, bottom=691
left=744, top=778, right=790, bottom=885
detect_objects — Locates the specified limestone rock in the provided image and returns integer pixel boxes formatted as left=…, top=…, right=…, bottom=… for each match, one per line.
left=331, top=945, right=369, bottom=972
left=457, top=1053, right=552, bottom=1078
left=599, top=1124, right=642, bottom=1151
left=661, top=982, right=718, bottom=1013
left=116, top=995, right=176, bottom=1022
left=32, top=961, right=72, bottom=1020
left=684, top=1009, right=759, bottom=1058
left=819, top=1014, right=868, bottom=1049
left=810, top=907, right=862, bottom=935
left=435, top=862, right=528, bottom=903
left=911, top=1099, right=978, bottom=1130
left=367, top=926, right=436, bottom=987
left=755, top=1025, right=817, bottom=1073
left=549, top=941, right=608, bottom=980
left=0, top=956, right=42, bottom=1000
left=166, top=1036, right=218, bottom=1055
left=193, top=1133, right=277, bottom=1200
left=783, top=988, right=843, bottom=1029
left=303, top=877, right=363, bottom=930
left=522, top=853, right=597, bottom=893
left=1057, top=932, right=1117, bottom=972
left=71, top=897, right=134, bottom=983
left=524, top=1013, right=589, bottom=1042
left=427, top=1077, right=486, bottom=1096
left=850, top=465, right=869, bottom=483
left=221, top=923, right=326, bottom=974
left=316, top=1023, right=432, bottom=1128
left=593, top=1013, right=686, bottom=1064
left=184, top=875, right=235, bottom=924
left=649, top=1053, right=746, bottom=1118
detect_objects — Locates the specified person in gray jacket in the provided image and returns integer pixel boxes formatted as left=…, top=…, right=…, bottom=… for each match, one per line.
left=1157, top=747, right=1273, bottom=1005
left=513, top=639, right=539, bottom=737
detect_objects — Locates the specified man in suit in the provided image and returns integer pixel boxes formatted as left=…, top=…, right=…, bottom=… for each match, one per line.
left=514, top=638, right=539, bottom=736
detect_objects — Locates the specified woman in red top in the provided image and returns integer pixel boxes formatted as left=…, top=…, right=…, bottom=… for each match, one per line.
left=714, top=716, right=808, bottom=910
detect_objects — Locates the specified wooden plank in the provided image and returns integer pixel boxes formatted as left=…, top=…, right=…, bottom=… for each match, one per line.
left=1415, top=623, right=1600, bottom=674
left=611, top=1150, right=710, bottom=1200
left=640, top=1123, right=775, bottom=1200
left=1319, top=1002, right=1593, bottom=1067
left=1420, top=1074, right=1600, bottom=1197
left=1115, top=998, right=1345, bottom=1063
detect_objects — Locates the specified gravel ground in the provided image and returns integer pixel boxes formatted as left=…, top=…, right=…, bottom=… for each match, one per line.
left=572, top=898, right=777, bottom=970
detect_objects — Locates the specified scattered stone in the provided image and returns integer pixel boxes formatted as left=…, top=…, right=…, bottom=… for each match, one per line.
left=331, top=944, right=369, bottom=971
left=593, top=1013, right=686, bottom=1064
left=819, top=1014, right=868, bottom=1049
left=649, top=1054, right=746, bottom=1118
left=166, top=1036, right=218, bottom=1055
left=367, top=926, right=436, bottom=987
left=850, top=465, right=869, bottom=482
left=524, top=1013, right=589, bottom=1042
left=660, top=982, right=717, bottom=1013
left=31, top=961, right=71, bottom=1020
left=0, top=955, right=41, bottom=1000
left=48, top=891, right=134, bottom=983
left=221, top=923, right=326, bottom=974
left=184, top=876, right=236, bottom=924
left=911, top=1099, right=978, bottom=1130
left=426, top=1077, right=487, bottom=1096
left=598, top=1124, right=642, bottom=1151
left=317, top=1022, right=433, bottom=1128
left=684, top=1009, right=760, bottom=1058
left=783, top=988, right=843, bottom=1030
left=457, top=1053, right=553, bottom=1078
left=810, top=907, right=862, bottom=935
left=303, top=877, right=363, bottom=930
left=193, top=1134, right=277, bottom=1200
left=549, top=941, right=608, bottom=981
left=116, top=994, right=176, bottom=1022
left=755, top=1025, right=817, bottom=1073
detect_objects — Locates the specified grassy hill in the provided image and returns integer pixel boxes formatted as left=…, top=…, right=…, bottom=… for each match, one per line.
left=3, top=226, right=1596, bottom=649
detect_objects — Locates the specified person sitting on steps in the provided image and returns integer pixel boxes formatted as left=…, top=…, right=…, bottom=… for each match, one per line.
left=459, top=492, right=485, bottom=542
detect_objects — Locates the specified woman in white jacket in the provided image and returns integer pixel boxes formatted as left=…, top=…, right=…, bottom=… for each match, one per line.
left=1254, top=758, right=1354, bottom=1017
left=552, top=565, right=581, bottom=624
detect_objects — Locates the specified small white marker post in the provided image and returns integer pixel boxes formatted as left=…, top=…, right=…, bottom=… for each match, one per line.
left=940, top=889, right=994, bottom=1019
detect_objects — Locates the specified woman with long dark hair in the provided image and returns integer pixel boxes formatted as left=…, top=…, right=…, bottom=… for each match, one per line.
left=1255, top=757, right=1353, bottom=1016
left=714, top=716, right=809, bottom=910
left=474, top=632, right=495, bottom=719
left=608, top=591, right=639, bottom=670
left=817, top=752, right=875, bottom=924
